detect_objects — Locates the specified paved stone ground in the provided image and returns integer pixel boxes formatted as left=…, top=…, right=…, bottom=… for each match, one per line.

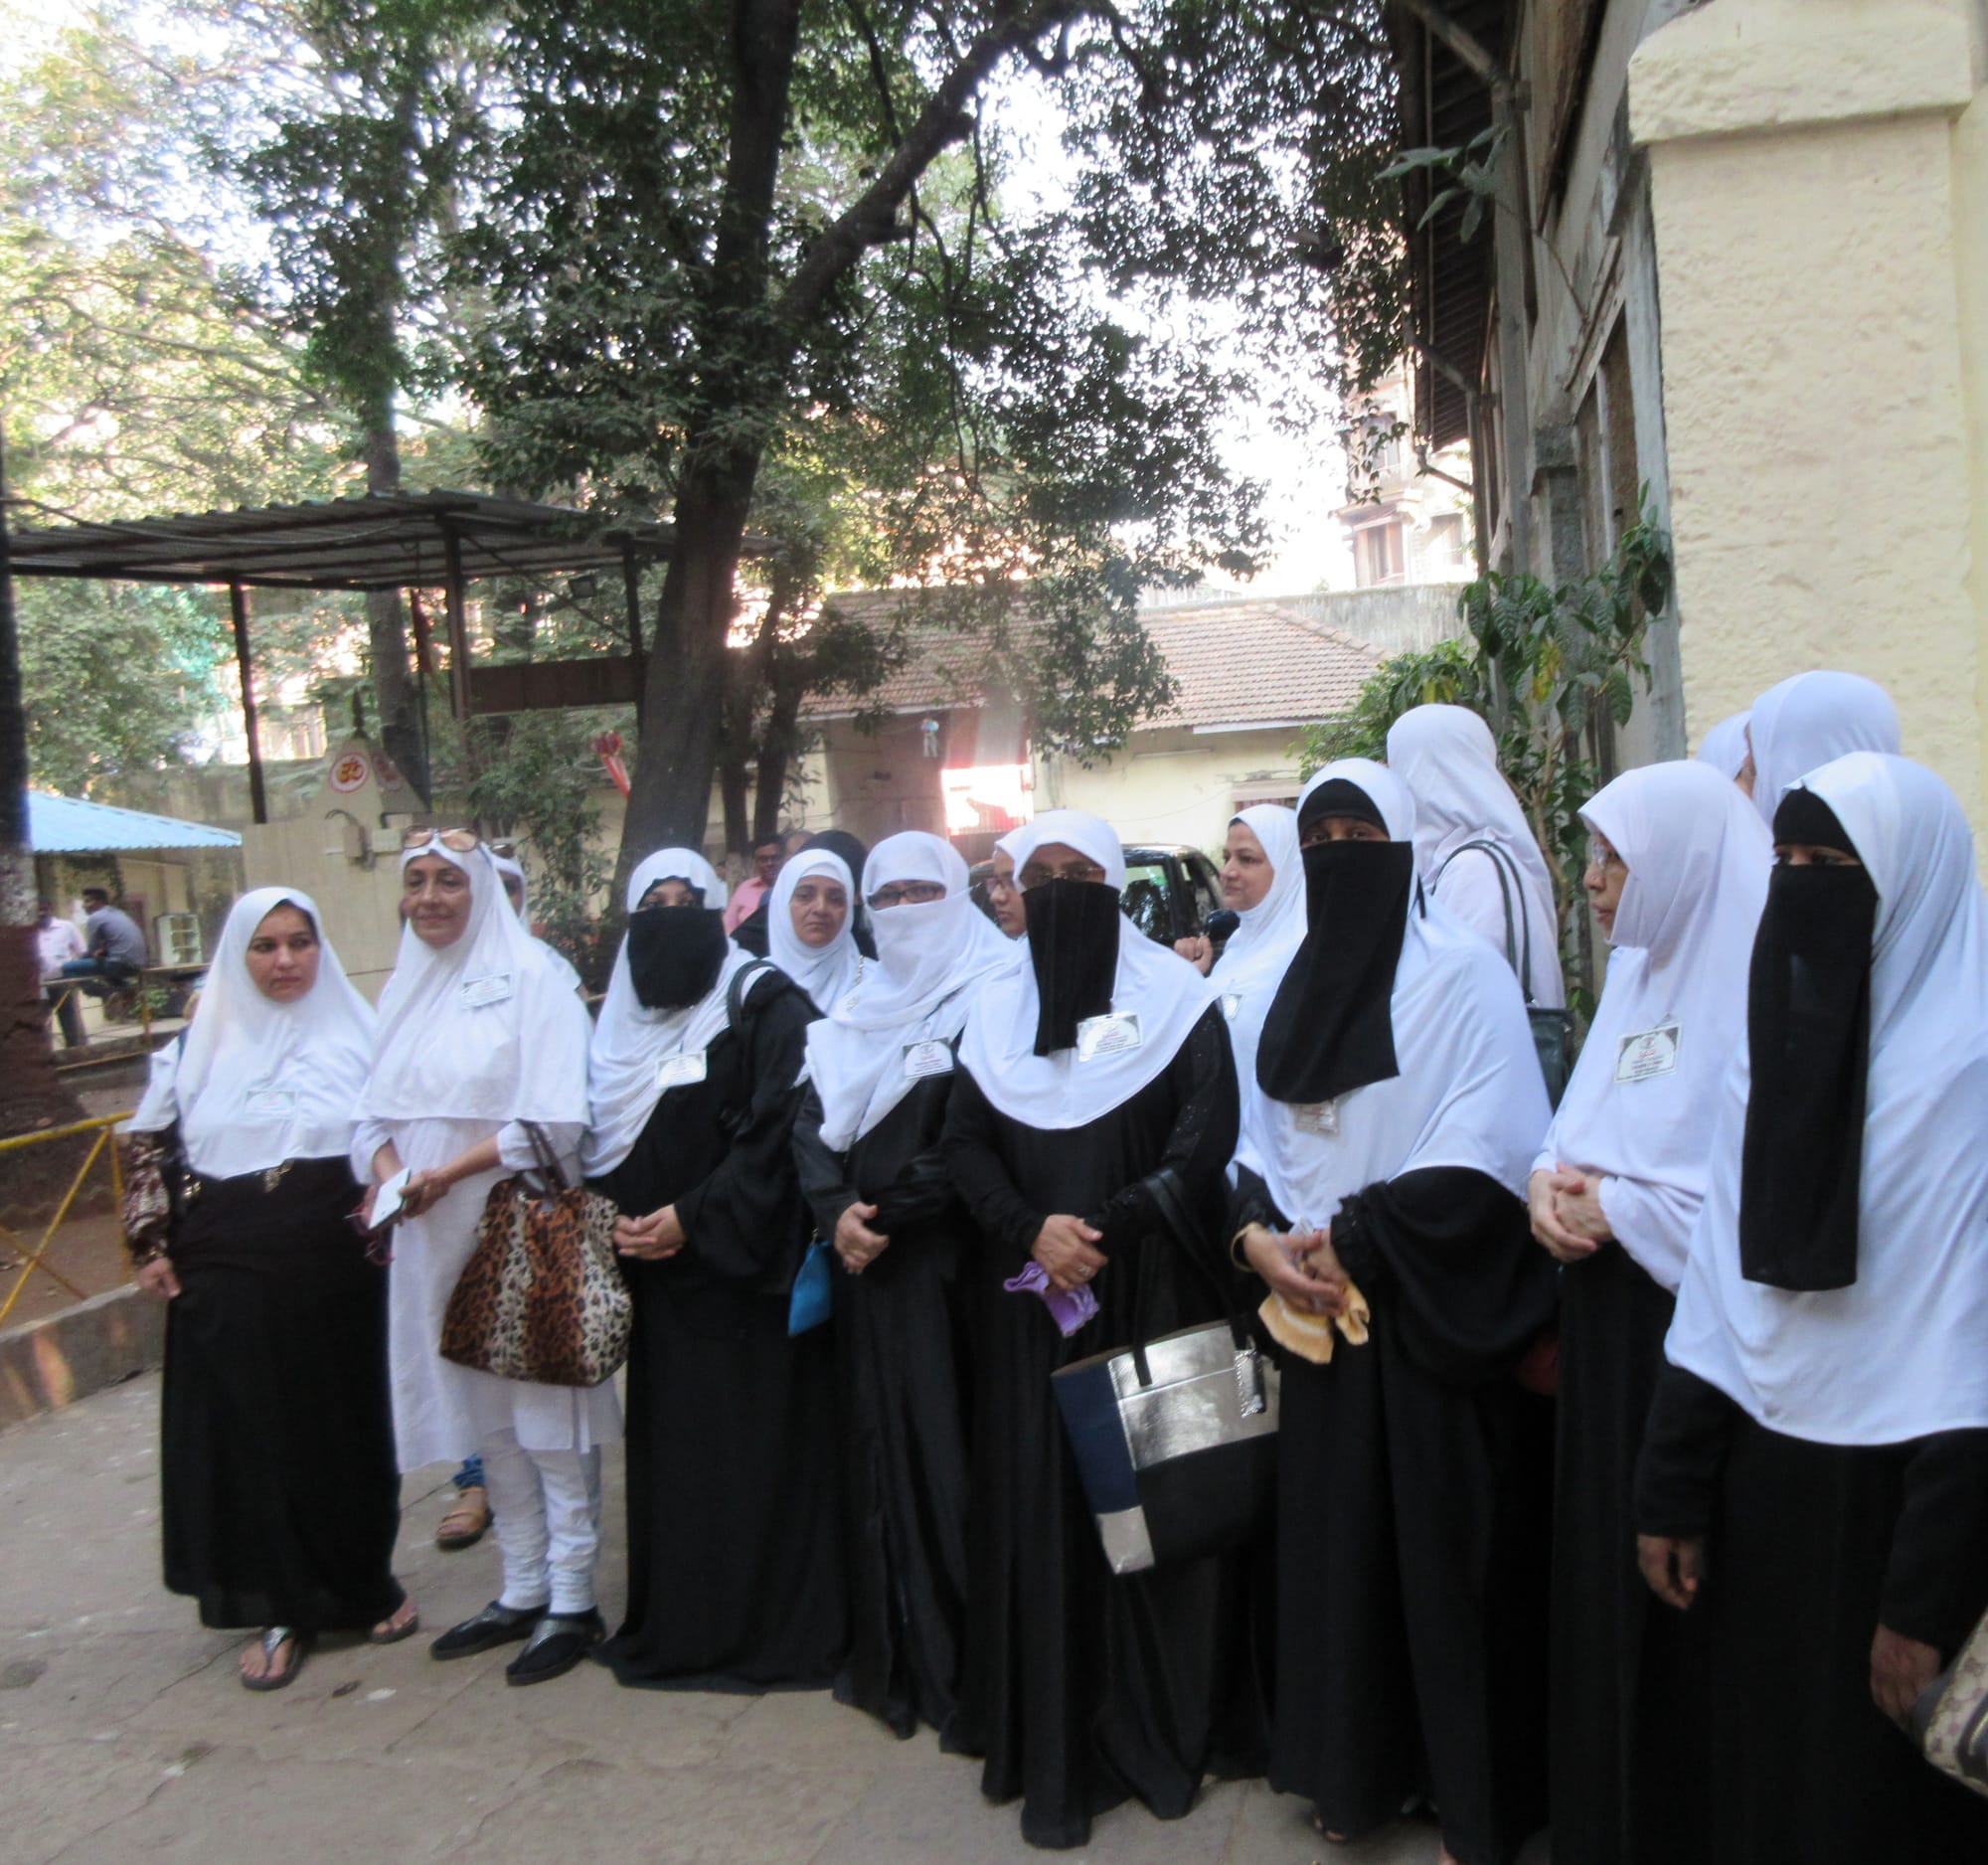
left=2, top=1375, right=1550, bottom=1865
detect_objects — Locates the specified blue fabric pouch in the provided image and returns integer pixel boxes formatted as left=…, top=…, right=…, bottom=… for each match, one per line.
left=786, top=1237, right=834, bottom=1335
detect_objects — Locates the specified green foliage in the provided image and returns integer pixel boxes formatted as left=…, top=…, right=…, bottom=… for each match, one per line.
left=18, top=581, right=231, bottom=794
left=457, top=713, right=613, bottom=980
left=1298, top=639, right=1483, bottom=770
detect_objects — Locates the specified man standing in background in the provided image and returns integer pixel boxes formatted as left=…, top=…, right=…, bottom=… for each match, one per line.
left=723, top=834, right=784, bottom=935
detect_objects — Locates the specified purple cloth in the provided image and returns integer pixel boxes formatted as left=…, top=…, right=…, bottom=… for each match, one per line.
left=1003, top=1261, right=1098, bottom=1337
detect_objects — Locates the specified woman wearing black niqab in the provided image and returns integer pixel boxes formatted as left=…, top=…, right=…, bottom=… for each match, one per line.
left=1637, top=754, right=1988, bottom=1862
left=585, top=849, right=845, bottom=1692
left=941, top=808, right=1261, bottom=1850
left=1233, top=761, right=1556, bottom=1865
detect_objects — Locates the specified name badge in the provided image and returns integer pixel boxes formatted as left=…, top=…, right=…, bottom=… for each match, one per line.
left=1221, top=992, right=1242, bottom=1022
left=903, top=1039, right=953, bottom=1081
left=459, top=972, right=513, bottom=1009
left=245, top=1088, right=297, bottom=1119
left=1076, top=1011, right=1142, bottom=1062
left=1293, top=1099, right=1341, bottom=1137
left=1616, top=1023, right=1681, bottom=1084
left=656, top=1050, right=709, bottom=1091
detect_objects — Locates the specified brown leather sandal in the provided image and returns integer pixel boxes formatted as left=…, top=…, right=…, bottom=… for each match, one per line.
left=435, top=1485, right=490, bottom=1551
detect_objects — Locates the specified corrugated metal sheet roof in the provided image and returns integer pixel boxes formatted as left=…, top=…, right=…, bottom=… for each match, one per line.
left=27, top=791, right=242, bottom=853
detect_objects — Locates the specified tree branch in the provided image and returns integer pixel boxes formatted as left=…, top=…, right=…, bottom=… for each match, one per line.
left=776, top=0, right=1100, bottom=330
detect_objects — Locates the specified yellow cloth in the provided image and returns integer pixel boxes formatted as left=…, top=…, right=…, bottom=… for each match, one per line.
left=1257, top=1278, right=1371, bottom=1365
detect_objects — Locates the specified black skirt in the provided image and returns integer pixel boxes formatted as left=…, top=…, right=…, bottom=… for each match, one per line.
left=1550, top=1243, right=1713, bottom=1865
left=161, top=1156, right=403, bottom=1632
left=1702, top=1417, right=1988, bottom=1864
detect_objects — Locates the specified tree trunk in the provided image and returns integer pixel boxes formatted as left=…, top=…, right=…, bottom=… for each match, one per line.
left=363, top=424, right=428, bottom=801
left=753, top=661, right=804, bottom=846
left=0, top=443, right=83, bottom=1135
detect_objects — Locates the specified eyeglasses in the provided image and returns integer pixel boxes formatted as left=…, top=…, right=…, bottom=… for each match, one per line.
left=346, top=1204, right=395, bottom=1266
left=1586, top=840, right=1626, bottom=871
left=867, top=881, right=949, bottom=910
left=1019, top=860, right=1108, bottom=889
left=401, top=828, right=520, bottom=859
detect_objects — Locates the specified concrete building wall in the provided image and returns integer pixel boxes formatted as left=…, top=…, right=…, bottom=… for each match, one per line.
left=1040, top=726, right=1304, bottom=860
left=1630, top=0, right=1988, bottom=819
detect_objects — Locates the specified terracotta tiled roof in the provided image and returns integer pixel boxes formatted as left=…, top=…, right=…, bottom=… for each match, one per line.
left=804, top=593, right=1378, bottom=731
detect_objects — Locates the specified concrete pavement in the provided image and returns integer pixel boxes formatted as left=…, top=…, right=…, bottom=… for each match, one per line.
left=1, top=1374, right=1545, bottom=1865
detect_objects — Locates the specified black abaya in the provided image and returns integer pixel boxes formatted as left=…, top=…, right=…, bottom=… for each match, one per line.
left=162, top=1156, right=403, bottom=1633
left=1638, top=1365, right=1988, bottom=1864
left=793, top=1065, right=975, bottom=1743
left=590, top=970, right=847, bottom=1691
left=1245, top=1164, right=1555, bottom=1865
left=1550, top=1243, right=1712, bottom=1865
left=941, top=1005, right=1264, bottom=1850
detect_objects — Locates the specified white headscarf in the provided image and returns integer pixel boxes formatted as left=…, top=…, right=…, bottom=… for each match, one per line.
left=1745, top=670, right=1900, bottom=827
left=360, top=840, right=589, bottom=1126
left=957, top=808, right=1216, bottom=1128
left=766, top=847, right=864, bottom=1013
left=1384, top=703, right=1564, bottom=1007
left=805, top=832, right=1017, bottom=1152
left=581, top=848, right=758, bottom=1178
left=490, top=850, right=528, bottom=908
left=1238, top=759, right=1549, bottom=1228
left=1211, top=805, right=1306, bottom=1096
left=1536, top=761, right=1771, bottom=1290
left=1666, top=753, right=1988, bottom=1445
left=1695, top=710, right=1752, bottom=782
left=126, top=886, right=375, bottom=1180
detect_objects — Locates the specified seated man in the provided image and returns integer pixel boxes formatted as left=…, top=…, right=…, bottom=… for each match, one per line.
left=62, top=888, right=148, bottom=1002
left=37, top=900, right=85, bottom=1047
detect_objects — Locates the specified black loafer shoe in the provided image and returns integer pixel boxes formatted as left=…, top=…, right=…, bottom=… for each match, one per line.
left=430, top=1599, right=549, bottom=1661
left=505, top=1608, right=605, bottom=1686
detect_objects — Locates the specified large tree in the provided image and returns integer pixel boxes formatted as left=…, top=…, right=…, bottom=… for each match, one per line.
left=455, top=0, right=1402, bottom=868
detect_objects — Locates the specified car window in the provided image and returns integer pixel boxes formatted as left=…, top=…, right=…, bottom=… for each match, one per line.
left=1121, top=861, right=1173, bottom=942
left=1185, top=854, right=1222, bottom=930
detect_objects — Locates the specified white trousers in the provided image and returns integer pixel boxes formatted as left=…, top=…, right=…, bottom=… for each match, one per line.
left=478, top=1428, right=602, bottom=1615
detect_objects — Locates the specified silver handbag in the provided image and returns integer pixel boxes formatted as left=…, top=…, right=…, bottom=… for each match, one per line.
left=1911, top=1608, right=1988, bottom=1797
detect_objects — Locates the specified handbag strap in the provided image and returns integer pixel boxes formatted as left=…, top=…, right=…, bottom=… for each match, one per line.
left=727, top=958, right=777, bottom=1028
left=518, top=1119, right=570, bottom=1194
left=1125, top=1165, right=1253, bottom=1384
left=1437, top=837, right=1538, bottom=1006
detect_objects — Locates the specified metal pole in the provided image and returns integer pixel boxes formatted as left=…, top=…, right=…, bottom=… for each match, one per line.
left=229, top=579, right=268, bottom=825
left=442, top=530, right=470, bottom=720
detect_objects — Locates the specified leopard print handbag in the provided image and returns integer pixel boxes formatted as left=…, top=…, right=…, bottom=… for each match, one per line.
left=439, top=1122, right=631, bottom=1388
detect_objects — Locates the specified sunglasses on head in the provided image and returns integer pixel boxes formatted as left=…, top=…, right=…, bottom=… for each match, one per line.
left=402, top=828, right=518, bottom=859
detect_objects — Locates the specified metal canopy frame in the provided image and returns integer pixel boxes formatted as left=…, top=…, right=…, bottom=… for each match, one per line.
left=6, top=489, right=698, bottom=824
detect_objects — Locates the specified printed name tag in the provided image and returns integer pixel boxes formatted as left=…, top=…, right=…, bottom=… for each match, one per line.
left=459, top=972, right=514, bottom=1009
left=1616, top=1023, right=1682, bottom=1084
left=1221, top=992, right=1242, bottom=1022
left=244, top=1088, right=297, bottom=1119
left=903, top=1039, right=953, bottom=1081
left=656, top=1050, right=709, bottom=1091
left=1076, top=1011, right=1143, bottom=1062
left=1293, top=1099, right=1341, bottom=1137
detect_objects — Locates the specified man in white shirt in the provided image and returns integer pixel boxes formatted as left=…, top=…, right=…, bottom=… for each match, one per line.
left=37, top=900, right=86, bottom=1047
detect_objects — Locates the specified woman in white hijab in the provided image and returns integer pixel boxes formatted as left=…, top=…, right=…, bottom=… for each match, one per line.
left=942, top=807, right=1255, bottom=1849
left=1197, top=804, right=1306, bottom=1095
left=1231, top=761, right=1554, bottom=1865
left=792, top=831, right=1014, bottom=1742
left=123, top=888, right=406, bottom=1691
left=1528, top=760, right=1770, bottom=1865
left=766, top=845, right=865, bottom=1010
left=1636, top=754, right=1988, bottom=1862
left=490, top=847, right=583, bottom=995
left=1694, top=710, right=1752, bottom=783
left=983, top=824, right=1027, bottom=936
left=353, top=832, right=615, bottom=1688
left=1385, top=703, right=1567, bottom=1009
left=1740, top=668, right=1900, bottom=821
left=584, top=849, right=843, bottom=1693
